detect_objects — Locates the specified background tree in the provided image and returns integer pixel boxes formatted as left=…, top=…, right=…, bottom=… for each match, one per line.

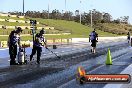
left=102, top=13, right=112, bottom=23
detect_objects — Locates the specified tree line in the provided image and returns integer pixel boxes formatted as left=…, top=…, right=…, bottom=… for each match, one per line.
left=9, top=9, right=129, bottom=25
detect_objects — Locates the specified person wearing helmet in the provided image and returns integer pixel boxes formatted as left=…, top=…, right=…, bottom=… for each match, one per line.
left=8, top=27, right=23, bottom=65
left=89, top=29, right=98, bottom=54
left=30, top=29, right=47, bottom=64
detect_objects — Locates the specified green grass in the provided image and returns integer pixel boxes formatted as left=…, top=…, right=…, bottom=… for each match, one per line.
left=33, top=19, right=117, bottom=36
left=0, top=16, right=43, bottom=26
left=0, top=29, right=31, bottom=35
left=0, top=21, right=43, bottom=26
left=0, top=29, right=61, bottom=35
left=96, top=23, right=132, bottom=35
left=0, top=35, right=73, bottom=41
left=0, top=33, right=121, bottom=41
left=0, top=16, right=28, bottom=20
left=0, top=18, right=121, bottom=41
left=0, top=21, right=30, bottom=26
left=96, top=30, right=118, bottom=37
left=0, top=35, right=33, bottom=41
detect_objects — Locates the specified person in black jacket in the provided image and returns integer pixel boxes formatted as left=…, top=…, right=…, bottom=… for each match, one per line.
left=30, top=29, right=47, bottom=64
left=127, top=31, right=130, bottom=43
left=89, top=29, right=98, bottom=54
left=8, top=27, right=23, bottom=65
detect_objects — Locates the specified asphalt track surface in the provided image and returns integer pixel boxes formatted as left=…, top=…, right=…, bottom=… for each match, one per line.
left=0, top=41, right=132, bottom=88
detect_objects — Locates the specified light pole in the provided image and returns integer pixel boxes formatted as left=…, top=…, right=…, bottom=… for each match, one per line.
left=80, top=0, right=82, bottom=24
left=23, top=0, right=24, bottom=16
left=48, top=2, right=49, bottom=19
left=91, top=10, right=93, bottom=29
left=65, top=0, right=67, bottom=12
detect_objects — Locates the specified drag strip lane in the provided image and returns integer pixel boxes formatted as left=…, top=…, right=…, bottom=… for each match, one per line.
left=6, top=43, right=131, bottom=88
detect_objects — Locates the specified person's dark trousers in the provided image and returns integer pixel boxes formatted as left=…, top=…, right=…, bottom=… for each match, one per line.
left=30, top=45, right=42, bottom=64
left=9, top=45, right=17, bottom=65
left=91, top=40, right=97, bottom=47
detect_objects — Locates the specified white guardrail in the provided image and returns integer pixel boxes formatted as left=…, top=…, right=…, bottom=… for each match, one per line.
left=0, top=38, right=72, bottom=48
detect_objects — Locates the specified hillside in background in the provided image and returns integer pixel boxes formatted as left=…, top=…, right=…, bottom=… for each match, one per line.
left=95, top=23, right=132, bottom=35
left=6, top=9, right=132, bottom=36
left=33, top=18, right=118, bottom=37
left=0, top=12, right=132, bottom=41
left=0, top=14, right=58, bottom=35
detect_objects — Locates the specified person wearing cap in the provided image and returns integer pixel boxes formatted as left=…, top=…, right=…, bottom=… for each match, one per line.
left=89, top=29, right=98, bottom=54
left=30, top=29, right=47, bottom=64
left=8, top=27, right=23, bottom=65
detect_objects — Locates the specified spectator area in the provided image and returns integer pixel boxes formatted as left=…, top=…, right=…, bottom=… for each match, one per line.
left=0, top=13, right=56, bottom=35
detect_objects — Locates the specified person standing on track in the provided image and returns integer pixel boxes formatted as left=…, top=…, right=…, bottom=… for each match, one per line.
left=127, top=31, right=130, bottom=43
left=8, top=27, right=23, bottom=65
left=30, top=29, right=47, bottom=64
left=89, top=29, right=98, bottom=54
